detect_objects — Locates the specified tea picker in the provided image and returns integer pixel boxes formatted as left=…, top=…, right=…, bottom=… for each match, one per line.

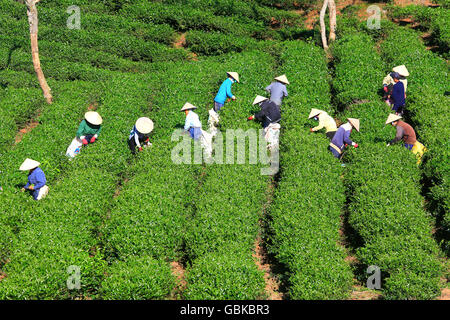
left=329, top=118, right=360, bottom=160
left=385, top=114, right=426, bottom=164
left=182, top=103, right=213, bottom=158
left=265, top=75, right=289, bottom=106
left=247, top=95, right=281, bottom=151
left=308, top=108, right=337, bottom=140
left=128, top=117, right=154, bottom=154
left=247, top=95, right=281, bottom=128
left=383, top=65, right=409, bottom=108
left=19, top=158, right=49, bottom=200
left=388, top=72, right=406, bottom=116
left=66, top=111, right=103, bottom=158
left=213, top=72, right=239, bottom=112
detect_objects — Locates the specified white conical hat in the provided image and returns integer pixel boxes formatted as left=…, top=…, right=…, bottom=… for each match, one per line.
left=19, top=158, right=40, bottom=171
left=180, top=102, right=197, bottom=111
left=275, top=74, right=289, bottom=85
left=85, top=111, right=103, bottom=125
left=392, top=65, right=409, bottom=77
left=385, top=113, right=402, bottom=124
left=253, top=95, right=268, bottom=105
left=135, top=117, right=154, bottom=134
left=227, top=72, right=240, bottom=83
left=348, top=118, right=360, bottom=132
left=308, top=108, right=323, bottom=119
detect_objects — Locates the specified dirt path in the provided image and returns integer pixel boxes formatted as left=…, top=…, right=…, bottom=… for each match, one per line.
left=253, top=237, right=283, bottom=300
left=170, top=261, right=187, bottom=299
left=438, top=288, right=450, bottom=300
left=14, top=117, right=40, bottom=145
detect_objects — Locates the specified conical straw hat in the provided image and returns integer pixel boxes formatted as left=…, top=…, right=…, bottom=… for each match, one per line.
left=19, top=158, right=40, bottom=171
left=180, top=102, right=197, bottom=112
left=348, top=118, right=360, bottom=132
left=253, top=95, right=268, bottom=105
left=308, top=108, right=323, bottom=119
left=85, top=111, right=103, bottom=125
left=385, top=113, right=402, bottom=125
left=392, top=65, right=409, bottom=77
left=227, top=72, right=240, bottom=83
left=135, top=117, right=154, bottom=134
left=275, top=74, right=289, bottom=85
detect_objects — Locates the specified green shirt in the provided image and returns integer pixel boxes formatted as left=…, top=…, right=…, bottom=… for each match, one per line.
left=76, top=120, right=102, bottom=138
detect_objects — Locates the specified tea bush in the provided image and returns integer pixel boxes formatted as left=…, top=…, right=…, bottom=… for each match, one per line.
left=267, top=41, right=353, bottom=300
left=378, top=25, right=449, bottom=255
left=332, top=31, right=444, bottom=299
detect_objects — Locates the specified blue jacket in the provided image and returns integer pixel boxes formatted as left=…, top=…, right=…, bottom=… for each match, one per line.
left=265, top=81, right=288, bottom=105
left=25, top=167, right=46, bottom=200
left=331, top=124, right=353, bottom=151
left=391, top=81, right=405, bottom=110
left=214, top=78, right=235, bottom=105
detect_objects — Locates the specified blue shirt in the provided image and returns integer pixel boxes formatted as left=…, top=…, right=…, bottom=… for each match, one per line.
left=391, top=81, right=405, bottom=110
left=25, top=167, right=46, bottom=200
left=331, top=123, right=353, bottom=151
left=214, top=78, right=235, bottom=105
left=265, top=82, right=288, bottom=105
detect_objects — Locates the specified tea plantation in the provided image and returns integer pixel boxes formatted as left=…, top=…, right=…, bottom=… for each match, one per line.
left=0, top=0, right=448, bottom=300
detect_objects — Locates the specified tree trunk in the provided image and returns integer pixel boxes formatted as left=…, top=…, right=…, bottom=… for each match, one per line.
left=26, top=0, right=52, bottom=104
left=320, top=0, right=329, bottom=51
left=328, top=0, right=337, bottom=42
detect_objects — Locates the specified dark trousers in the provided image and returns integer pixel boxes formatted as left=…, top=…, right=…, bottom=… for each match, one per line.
left=326, top=131, right=336, bottom=140
left=128, top=138, right=140, bottom=155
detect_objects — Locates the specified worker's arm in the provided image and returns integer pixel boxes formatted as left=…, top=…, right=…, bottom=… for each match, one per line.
left=312, top=117, right=325, bottom=132
left=95, top=125, right=102, bottom=137
left=265, top=84, right=271, bottom=93
left=254, top=110, right=265, bottom=122
left=343, top=130, right=354, bottom=146
left=389, top=126, right=404, bottom=145
left=226, top=80, right=234, bottom=99
left=283, top=86, right=288, bottom=97
left=76, top=120, right=86, bottom=139
left=134, top=132, right=141, bottom=149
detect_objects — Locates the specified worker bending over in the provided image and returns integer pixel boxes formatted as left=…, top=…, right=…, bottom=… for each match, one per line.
left=265, top=75, right=289, bottom=106
left=383, top=65, right=409, bottom=106
left=385, top=114, right=426, bottom=164
left=77, top=111, right=103, bottom=145
left=182, top=102, right=213, bottom=158
left=214, top=72, right=239, bottom=112
left=20, top=158, right=49, bottom=200
left=247, top=96, right=281, bottom=127
left=308, top=108, right=337, bottom=140
left=329, top=118, right=360, bottom=160
left=128, top=117, right=154, bottom=154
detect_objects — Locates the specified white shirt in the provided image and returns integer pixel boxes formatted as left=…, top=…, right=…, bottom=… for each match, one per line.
left=184, top=111, right=202, bottom=130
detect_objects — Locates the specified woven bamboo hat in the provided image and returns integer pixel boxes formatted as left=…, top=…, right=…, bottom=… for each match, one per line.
left=275, top=74, right=289, bottom=85
left=85, top=111, right=103, bottom=126
left=385, top=114, right=402, bottom=125
left=308, top=108, right=323, bottom=119
left=253, top=95, right=268, bottom=105
left=348, top=118, right=360, bottom=132
left=180, top=102, right=197, bottom=112
left=392, top=65, right=409, bottom=77
left=19, top=158, right=40, bottom=171
left=227, top=72, right=240, bottom=83
left=136, top=117, right=154, bottom=134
